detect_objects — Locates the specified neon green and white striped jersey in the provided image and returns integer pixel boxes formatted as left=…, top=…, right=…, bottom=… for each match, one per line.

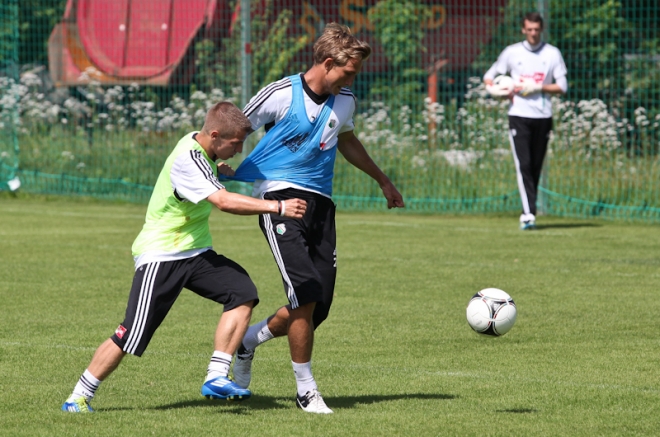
left=131, top=132, right=224, bottom=264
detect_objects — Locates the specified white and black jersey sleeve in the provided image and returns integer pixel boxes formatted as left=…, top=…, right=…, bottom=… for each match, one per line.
left=243, top=77, right=293, bottom=131
left=337, top=87, right=356, bottom=134
left=170, top=150, right=224, bottom=204
left=484, top=47, right=512, bottom=80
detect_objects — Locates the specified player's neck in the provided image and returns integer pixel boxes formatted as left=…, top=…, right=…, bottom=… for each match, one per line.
left=300, top=72, right=330, bottom=104
left=303, top=66, right=331, bottom=98
left=523, top=40, right=543, bottom=51
left=194, top=131, right=215, bottom=161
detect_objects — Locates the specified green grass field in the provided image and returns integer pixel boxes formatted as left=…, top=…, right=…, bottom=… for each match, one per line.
left=1, top=195, right=660, bottom=436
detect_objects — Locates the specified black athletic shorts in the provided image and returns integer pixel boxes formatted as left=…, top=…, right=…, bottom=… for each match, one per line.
left=259, top=188, right=337, bottom=327
left=111, top=250, right=258, bottom=356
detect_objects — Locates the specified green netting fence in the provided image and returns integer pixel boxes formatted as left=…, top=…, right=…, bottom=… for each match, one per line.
left=1, top=0, right=659, bottom=221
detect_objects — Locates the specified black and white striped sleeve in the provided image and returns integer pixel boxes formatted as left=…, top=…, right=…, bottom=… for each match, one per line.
left=170, top=150, right=224, bottom=204
left=243, top=77, right=292, bottom=131
left=338, top=88, right=356, bottom=134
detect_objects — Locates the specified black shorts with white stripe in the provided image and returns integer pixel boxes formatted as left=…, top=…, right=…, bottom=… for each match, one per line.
left=111, top=250, right=258, bottom=356
left=259, top=188, right=337, bottom=329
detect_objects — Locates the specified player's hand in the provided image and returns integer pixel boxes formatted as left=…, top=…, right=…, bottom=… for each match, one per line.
left=516, top=78, right=543, bottom=96
left=280, top=198, right=307, bottom=218
left=381, top=182, right=405, bottom=209
left=217, top=162, right=235, bottom=177
left=486, top=85, right=515, bottom=101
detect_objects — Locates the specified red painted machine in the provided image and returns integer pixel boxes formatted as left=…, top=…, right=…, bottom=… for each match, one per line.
left=48, top=0, right=505, bottom=86
left=48, top=0, right=230, bottom=85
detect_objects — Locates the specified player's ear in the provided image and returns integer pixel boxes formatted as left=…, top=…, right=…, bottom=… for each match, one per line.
left=323, top=58, right=335, bottom=72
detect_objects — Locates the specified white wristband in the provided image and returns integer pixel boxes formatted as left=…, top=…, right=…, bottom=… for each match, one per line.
left=279, top=200, right=286, bottom=216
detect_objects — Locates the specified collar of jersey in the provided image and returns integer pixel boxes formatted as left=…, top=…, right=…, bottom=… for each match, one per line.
left=522, top=40, right=545, bottom=52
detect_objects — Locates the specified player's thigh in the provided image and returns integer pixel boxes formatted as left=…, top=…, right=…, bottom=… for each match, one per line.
left=532, top=118, right=553, bottom=150
left=112, top=261, right=187, bottom=356
left=308, top=201, right=337, bottom=327
left=259, top=212, right=323, bottom=305
left=185, top=250, right=259, bottom=311
left=509, top=116, right=535, bottom=166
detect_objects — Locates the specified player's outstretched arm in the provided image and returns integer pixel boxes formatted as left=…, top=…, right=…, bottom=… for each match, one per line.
left=337, top=131, right=405, bottom=209
left=207, top=189, right=307, bottom=218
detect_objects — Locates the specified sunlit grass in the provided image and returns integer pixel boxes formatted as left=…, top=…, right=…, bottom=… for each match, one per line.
left=2, top=196, right=660, bottom=436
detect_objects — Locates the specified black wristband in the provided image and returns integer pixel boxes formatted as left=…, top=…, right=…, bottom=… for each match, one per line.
left=277, top=201, right=282, bottom=215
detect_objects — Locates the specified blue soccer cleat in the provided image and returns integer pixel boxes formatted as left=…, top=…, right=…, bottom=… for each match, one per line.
left=61, top=397, right=94, bottom=413
left=201, top=376, right=251, bottom=401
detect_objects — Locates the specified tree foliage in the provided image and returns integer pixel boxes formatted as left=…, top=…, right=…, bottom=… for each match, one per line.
left=196, top=0, right=308, bottom=98
left=366, top=0, right=431, bottom=108
left=18, top=0, right=66, bottom=66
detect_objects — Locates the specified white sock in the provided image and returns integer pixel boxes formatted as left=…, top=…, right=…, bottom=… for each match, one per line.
left=69, top=369, right=101, bottom=401
left=242, top=319, right=274, bottom=351
left=205, top=351, right=232, bottom=382
left=292, top=361, right=317, bottom=397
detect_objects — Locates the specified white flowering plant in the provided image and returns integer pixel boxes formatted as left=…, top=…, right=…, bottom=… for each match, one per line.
left=1, top=72, right=658, bottom=209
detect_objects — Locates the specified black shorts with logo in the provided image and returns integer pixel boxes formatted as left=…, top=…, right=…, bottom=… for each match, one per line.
left=111, top=250, right=258, bottom=356
left=259, top=188, right=337, bottom=329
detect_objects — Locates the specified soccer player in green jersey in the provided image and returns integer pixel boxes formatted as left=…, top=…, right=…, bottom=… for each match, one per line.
left=62, top=102, right=307, bottom=412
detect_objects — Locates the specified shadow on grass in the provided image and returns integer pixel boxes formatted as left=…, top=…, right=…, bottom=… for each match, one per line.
left=495, top=408, right=537, bottom=413
left=146, top=393, right=457, bottom=412
left=534, top=223, right=602, bottom=230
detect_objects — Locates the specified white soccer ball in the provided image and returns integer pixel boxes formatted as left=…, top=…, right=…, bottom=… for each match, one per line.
left=487, top=75, right=515, bottom=97
left=466, top=288, right=517, bottom=336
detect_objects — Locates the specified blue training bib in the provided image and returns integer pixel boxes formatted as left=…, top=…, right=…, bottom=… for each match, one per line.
left=231, top=74, right=337, bottom=196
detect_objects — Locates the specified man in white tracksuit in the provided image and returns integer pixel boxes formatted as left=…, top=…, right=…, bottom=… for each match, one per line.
left=484, top=11, right=568, bottom=230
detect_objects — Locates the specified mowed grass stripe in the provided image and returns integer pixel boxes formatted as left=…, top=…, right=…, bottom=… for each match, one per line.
left=2, top=195, right=660, bottom=436
left=3, top=339, right=660, bottom=397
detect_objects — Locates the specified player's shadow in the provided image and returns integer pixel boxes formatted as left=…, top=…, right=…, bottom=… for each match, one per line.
left=534, top=222, right=602, bottom=230
left=149, top=393, right=456, bottom=413
left=496, top=408, right=537, bottom=413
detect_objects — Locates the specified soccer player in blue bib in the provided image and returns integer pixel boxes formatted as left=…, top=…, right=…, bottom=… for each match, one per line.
left=228, top=23, right=405, bottom=414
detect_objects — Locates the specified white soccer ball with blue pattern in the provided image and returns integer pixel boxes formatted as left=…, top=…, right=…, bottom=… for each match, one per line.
left=466, top=288, right=517, bottom=336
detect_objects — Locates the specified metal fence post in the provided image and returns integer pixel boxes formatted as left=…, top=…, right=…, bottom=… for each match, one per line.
left=240, top=0, right=252, bottom=110
left=237, top=0, right=252, bottom=195
left=538, top=0, right=549, bottom=215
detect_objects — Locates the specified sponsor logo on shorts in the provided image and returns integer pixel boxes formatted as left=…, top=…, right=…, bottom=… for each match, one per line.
left=276, top=223, right=286, bottom=235
left=115, top=325, right=127, bottom=339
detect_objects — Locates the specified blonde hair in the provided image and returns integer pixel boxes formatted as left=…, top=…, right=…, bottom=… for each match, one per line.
left=202, top=101, right=252, bottom=138
left=313, top=23, right=371, bottom=66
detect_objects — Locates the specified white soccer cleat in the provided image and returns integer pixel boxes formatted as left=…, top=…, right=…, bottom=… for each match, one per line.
left=520, top=219, right=536, bottom=230
left=296, top=389, right=333, bottom=414
left=231, top=343, right=254, bottom=389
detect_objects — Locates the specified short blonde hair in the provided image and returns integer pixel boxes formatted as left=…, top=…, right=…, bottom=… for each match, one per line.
left=313, top=23, right=371, bottom=66
left=202, top=101, right=252, bottom=138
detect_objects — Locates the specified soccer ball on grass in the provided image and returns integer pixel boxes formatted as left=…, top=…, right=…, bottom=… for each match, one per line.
left=466, top=288, right=517, bottom=336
